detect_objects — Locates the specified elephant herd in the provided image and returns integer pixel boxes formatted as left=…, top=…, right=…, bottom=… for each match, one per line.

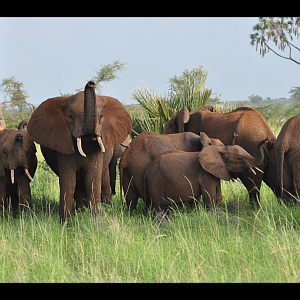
left=0, top=80, right=299, bottom=222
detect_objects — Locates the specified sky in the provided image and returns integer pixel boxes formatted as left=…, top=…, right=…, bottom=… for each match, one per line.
left=1, top=17, right=299, bottom=106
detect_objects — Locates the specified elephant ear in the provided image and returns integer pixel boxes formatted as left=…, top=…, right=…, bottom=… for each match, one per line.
left=198, top=145, right=231, bottom=181
left=28, top=97, right=75, bottom=154
left=0, top=131, right=5, bottom=177
left=176, top=107, right=190, bottom=133
left=164, top=107, right=190, bottom=134
left=199, top=132, right=212, bottom=146
left=100, top=96, right=132, bottom=149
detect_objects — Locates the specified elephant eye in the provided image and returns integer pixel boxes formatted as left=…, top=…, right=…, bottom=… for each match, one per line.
left=69, top=114, right=74, bottom=121
left=2, top=149, right=7, bottom=156
left=99, top=114, right=104, bottom=122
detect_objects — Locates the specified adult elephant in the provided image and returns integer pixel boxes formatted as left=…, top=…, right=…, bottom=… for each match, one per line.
left=0, top=125, right=37, bottom=213
left=28, top=81, right=132, bottom=222
left=164, top=106, right=276, bottom=205
left=145, top=139, right=267, bottom=212
left=101, top=134, right=131, bottom=203
left=119, top=131, right=224, bottom=210
left=263, top=113, right=300, bottom=202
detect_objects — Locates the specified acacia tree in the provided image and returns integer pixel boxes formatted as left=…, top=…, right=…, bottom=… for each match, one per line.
left=0, top=76, right=34, bottom=112
left=71, top=60, right=126, bottom=95
left=289, top=86, right=300, bottom=102
left=250, top=17, right=300, bottom=65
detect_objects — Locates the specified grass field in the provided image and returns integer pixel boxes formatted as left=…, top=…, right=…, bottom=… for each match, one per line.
left=2, top=100, right=300, bottom=282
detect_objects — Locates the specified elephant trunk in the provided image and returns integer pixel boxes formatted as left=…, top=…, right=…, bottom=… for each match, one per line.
left=11, top=133, right=33, bottom=184
left=14, top=133, right=27, bottom=169
left=253, top=139, right=268, bottom=167
left=77, top=81, right=105, bottom=157
left=83, top=80, right=97, bottom=135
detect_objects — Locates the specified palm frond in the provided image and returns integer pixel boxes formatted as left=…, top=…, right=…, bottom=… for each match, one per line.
left=131, top=67, right=213, bottom=134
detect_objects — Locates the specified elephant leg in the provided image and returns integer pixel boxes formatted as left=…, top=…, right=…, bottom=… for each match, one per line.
left=85, top=169, right=102, bottom=215
left=17, top=175, right=32, bottom=212
left=122, top=168, right=139, bottom=210
left=201, top=184, right=217, bottom=210
left=74, top=183, right=88, bottom=211
left=0, top=180, right=6, bottom=214
left=58, top=156, right=77, bottom=223
left=216, top=183, right=222, bottom=207
left=238, top=171, right=262, bottom=206
left=109, top=155, right=118, bottom=196
left=59, top=175, right=76, bottom=222
left=101, top=166, right=112, bottom=204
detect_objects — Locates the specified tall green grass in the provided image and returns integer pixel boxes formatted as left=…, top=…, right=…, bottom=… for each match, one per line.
left=2, top=154, right=300, bottom=282
left=2, top=100, right=300, bottom=282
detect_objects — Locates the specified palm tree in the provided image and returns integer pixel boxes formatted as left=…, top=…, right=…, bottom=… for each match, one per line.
left=131, top=67, right=213, bottom=134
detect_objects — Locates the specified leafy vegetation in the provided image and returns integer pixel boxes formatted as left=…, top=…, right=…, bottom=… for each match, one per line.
left=131, top=67, right=217, bottom=135
left=250, top=17, right=300, bottom=65
left=0, top=76, right=34, bottom=112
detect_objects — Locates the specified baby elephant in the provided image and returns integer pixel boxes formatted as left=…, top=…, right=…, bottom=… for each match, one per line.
left=144, top=133, right=268, bottom=212
left=0, top=124, right=37, bottom=213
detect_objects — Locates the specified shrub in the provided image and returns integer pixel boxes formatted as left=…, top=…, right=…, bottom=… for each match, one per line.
left=131, top=67, right=214, bottom=135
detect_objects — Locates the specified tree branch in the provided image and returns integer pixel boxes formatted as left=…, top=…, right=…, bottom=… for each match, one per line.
left=263, top=40, right=300, bottom=65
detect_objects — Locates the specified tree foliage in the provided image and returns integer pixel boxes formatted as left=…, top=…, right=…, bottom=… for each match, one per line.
left=72, top=60, right=126, bottom=95
left=0, top=76, right=34, bottom=112
left=289, top=86, right=300, bottom=102
left=250, top=17, right=300, bottom=65
left=248, top=94, right=263, bottom=106
left=131, top=66, right=214, bottom=134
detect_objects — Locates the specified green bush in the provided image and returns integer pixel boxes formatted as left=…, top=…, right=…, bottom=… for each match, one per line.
left=131, top=67, right=214, bottom=135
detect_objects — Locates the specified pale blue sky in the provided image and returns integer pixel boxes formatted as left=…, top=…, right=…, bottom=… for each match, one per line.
left=1, top=17, right=299, bottom=105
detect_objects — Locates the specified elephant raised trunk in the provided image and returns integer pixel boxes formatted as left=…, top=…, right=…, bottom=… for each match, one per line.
left=83, top=80, right=97, bottom=135
left=254, top=139, right=268, bottom=167
left=77, top=81, right=105, bottom=157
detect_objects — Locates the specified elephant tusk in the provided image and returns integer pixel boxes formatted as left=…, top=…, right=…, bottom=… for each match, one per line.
left=25, top=168, right=33, bottom=182
left=77, top=137, right=87, bottom=157
left=250, top=167, right=256, bottom=175
left=11, top=169, right=14, bottom=184
left=254, top=166, right=264, bottom=174
left=97, top=136, right=105, bottom=152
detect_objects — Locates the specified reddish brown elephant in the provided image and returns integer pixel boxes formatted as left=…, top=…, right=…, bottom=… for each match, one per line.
left=164, top=106, right=276, bottom=205
left=28, top=81, right=132, bottom=222
left=101, top=134, right=131, bottom=203
left=264, top=113, right=300, bottom=202
left=119, top=131, right=224, bottom=210
left=145, top=139, right=268, bottom=212
left=0, top=125, right=37, bottom=213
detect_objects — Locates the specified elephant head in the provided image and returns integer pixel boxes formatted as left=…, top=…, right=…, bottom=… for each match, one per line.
left=0, top=129, right=36, bottom=183
left=198, top=139, right=268, bottom=181
left=199, top=131, right=224, bottom=147
left=164, top=105, right=218, bottom=134
left=27, top=81, right=132, bottom=157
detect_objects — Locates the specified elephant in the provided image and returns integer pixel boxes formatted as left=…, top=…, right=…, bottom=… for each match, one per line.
left=144, top=138, right=268, bottom=212
left=263, top=113, right=300, bottom=203
left=119, top=131, right=224, bottom=210
left=0, top=124, right=37, bottom=213
left=164, top=106, right=276, bottom=205
left=101, top=134, right=131, bottom=203
left=27, top=81, right=132, bottom=222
